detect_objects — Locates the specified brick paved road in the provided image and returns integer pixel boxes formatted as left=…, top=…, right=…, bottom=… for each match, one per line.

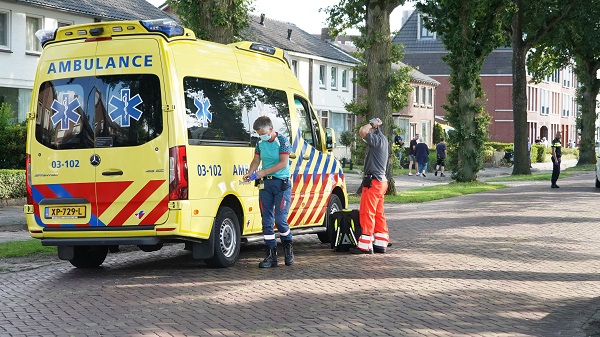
left=1, top=172, right=599, bottom=337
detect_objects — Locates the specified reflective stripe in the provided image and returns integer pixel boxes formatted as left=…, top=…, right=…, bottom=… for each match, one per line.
left=374, top=239, right=387, bottom=247
left=374, top=233, right=389, bottom=240
left=264, top=234, right=276, bottom=240
left=279, top=230, right=290, bottom=237
left=357, top=235, right=373, bottom=250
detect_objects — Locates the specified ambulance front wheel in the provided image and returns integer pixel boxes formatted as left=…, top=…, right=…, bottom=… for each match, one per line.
left=317, top=194, right=342, bottom=243
left=69, top=246, right=108, bottom=268
left=205, top=206, right=241, bottom=268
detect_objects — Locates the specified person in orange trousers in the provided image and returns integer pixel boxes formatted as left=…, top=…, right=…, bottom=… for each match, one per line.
left=349, top=117, right=390, bottom=254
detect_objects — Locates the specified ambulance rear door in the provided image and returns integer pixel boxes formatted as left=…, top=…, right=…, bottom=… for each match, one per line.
left=92, top=38, right=169, bottom=227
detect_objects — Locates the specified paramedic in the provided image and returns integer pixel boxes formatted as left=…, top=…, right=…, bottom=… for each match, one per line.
left=350, top=117, right=390, bottom=254
left=243, top=116, right=294, bottom=267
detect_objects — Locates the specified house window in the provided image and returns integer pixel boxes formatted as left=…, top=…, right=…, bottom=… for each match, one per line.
left=319, top=65, right=326, bottom=87
left=320, top=110, right=329, bottom=128
left=331, top=67, right=337, bottom=89
left=563, top=67, right=572, bottom=88
left=551, top=69, right=560, bottom=83
left=0, top=10, right=9, bottom=50
left=540, top=89, right=550, bottom=115
left=420, top=87, right=426, bottom=105
left=291, top=60, right=298, bottom=78
left=419, top=15, right=435, bottom=39
left=562, top=94, right=571, bottom=117
left=341, top=69, right=348, bottom=90
left=427, top=88, right=433, bottom=106
left=421, top=120, right=430, bottom=143
left=26, top=16, right=42, bottom=53
left=413, top=86, right=419, bottom=104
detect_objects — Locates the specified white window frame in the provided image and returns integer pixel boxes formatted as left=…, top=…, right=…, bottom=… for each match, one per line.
left=427, top=87, right=433, bottom=106
left=563, top=67, right=572, bottom=88
left=330, top=66, right=338, bottom=89
left=291, top=60, right=298, bottom=78
left=318, top=64, right=326, bottom=88
left=320, top=110, right=329, bottom=128
left=418, top=15, right=435, bottom=40
left=0, top=9, right=10, bottom=50
left=420, top=86, right=426, bottom=105
left=26, top=15, right=43, bottom=53
left=57, top=21, right=72, bottom=28
left=341, top=69, right=348, bottom=90
left=413, top=86, right=419, bottom=105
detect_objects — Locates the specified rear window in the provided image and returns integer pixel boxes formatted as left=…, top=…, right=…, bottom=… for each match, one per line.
left=35, top=74, right=162, bottom=149
left=183, top=77, right=291, bottom=146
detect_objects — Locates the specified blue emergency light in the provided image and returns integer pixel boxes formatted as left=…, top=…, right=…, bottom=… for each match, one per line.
left=35, top=29, right=56, bottom=47
left=140, top=19, right=184, bottom=37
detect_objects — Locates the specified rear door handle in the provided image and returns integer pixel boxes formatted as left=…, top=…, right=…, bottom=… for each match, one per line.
left=303, top=156, right=310, bottom=160
left=102, top=170, right=123, bottom=176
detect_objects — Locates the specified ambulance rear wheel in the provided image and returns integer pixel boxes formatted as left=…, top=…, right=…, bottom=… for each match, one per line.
left=69, top=246, right=108, bottom=268
left=317, top=194, right=342, bottom=243
left=205, top=206, right=241, bottom=268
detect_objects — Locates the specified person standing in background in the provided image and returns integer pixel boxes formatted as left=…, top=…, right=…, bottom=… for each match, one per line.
left=434, top=138, right=446, bottom=177
left=551, top=131, right=562, bottom=188
left=408, top=134, right=420, bottom=176
left=415, top=138, right=430, bottom=178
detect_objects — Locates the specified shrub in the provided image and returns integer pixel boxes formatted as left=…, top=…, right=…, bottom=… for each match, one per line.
left=0, top=102, right=27, bottom=169
left=0, top=169, right=26, bottom=200
left=486, top=142, right=512, bottom=152
left=532, top=144, right=546, bottom=163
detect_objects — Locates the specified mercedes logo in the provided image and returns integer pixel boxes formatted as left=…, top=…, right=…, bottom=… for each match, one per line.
left=90, top=154, right=101, bottom=166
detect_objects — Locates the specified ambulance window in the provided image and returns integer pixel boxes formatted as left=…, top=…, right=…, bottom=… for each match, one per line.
left=95, top=74, right=162, bottom=147
left=244, top=85, right=291, bottom=147
left=295, top=96, right=322, bottom=150
left=183, top=77, right=250, bottom=146
left=35, top=78, right=95, bottom=149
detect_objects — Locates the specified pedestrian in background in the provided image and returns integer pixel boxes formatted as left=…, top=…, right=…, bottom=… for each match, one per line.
left=434, top=138, right=446, bottom=177
left=393, top=133, right=404, bottom=169
left=243, top=116, right=294, bottom=268
left=350, top=117, right=389, bottom=254
left=551, top=131, right=562, bottom=189
left=415, top=138, right=430, bottom=178
left=408, top=134, right=420, bottom=176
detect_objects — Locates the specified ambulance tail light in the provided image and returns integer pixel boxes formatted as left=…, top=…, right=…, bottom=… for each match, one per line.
left=25, top=154, right=33, bottom=205
left=169, top=146, right=188, bottom=200
left=140, top=19, right=184, bottom=37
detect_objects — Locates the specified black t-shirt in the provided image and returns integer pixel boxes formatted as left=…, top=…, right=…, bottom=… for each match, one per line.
left=394, top=135, right=404, bottom=146
left=409, top=139, right=417, bottom=155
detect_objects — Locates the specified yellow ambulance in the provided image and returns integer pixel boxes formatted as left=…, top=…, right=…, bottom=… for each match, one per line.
left=24, top=19, right=347, bottom=268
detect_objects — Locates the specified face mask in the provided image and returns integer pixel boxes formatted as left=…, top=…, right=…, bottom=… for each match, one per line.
left=259, top=134, right=271, bottom=141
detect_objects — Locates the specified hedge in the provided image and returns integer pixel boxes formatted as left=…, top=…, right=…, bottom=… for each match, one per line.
left=0, top=169, right=26, bottom=200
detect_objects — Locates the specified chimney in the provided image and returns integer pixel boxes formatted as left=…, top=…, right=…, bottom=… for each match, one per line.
left=260, top=14, right=265, bottom=26
left=287, top=29, right=292, bottom=40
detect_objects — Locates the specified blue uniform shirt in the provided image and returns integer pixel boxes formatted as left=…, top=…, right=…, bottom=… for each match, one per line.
left=255, top=133, right=291, bottom=179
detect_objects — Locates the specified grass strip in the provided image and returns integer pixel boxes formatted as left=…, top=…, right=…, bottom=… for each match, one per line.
left=0, top=239, right=56, bottom=258
left=348, top=182, right=506, bottom=204
left=564, top=164, right=596, bottom=172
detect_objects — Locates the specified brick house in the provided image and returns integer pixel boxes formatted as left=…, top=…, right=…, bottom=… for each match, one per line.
left=0, top=0, right=167, bottom=123
left=393, top=10, right=579, bottom=146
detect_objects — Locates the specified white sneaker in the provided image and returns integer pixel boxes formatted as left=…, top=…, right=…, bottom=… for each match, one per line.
left=408, top=173, right=413, bottom=176
left=415, top=173, right=421, bottom=176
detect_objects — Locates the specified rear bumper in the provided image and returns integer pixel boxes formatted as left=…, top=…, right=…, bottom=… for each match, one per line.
left=41, top=237, right=161, bottom=246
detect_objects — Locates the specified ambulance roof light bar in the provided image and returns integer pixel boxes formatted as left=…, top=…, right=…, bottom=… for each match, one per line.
left=35, top=29, right=57, bottom=47
left=140, top=18, right=184, bottom=37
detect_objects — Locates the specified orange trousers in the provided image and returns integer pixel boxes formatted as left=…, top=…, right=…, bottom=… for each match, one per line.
left=358, top=179, right=389, bottom=251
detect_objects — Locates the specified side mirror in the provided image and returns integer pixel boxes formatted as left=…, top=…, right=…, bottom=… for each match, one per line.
left=326, top=127, right=336, bottom=150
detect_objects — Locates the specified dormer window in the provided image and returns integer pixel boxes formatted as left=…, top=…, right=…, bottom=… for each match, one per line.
left=418, top=15, right=435, bottom=40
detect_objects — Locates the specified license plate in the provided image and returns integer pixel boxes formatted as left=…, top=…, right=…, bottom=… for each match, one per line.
left=44, top=206, right=86, bottom=219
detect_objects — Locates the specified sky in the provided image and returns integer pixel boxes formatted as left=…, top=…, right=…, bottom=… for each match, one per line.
left=145, top=0, right=414, bottom=35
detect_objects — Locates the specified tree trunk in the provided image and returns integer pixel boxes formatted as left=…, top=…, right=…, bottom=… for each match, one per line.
left=511, top=0, right=531, bottom=175
left=457, top=84, right=478, bottom=181
left=576, top=58, right=600, bottom=165
left=202, top=0, right=235, bottom=44
left=365, top=1, right=396, bottom=195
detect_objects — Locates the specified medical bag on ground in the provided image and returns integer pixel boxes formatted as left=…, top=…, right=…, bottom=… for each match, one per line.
left=330, top=209, right=362, bottom=252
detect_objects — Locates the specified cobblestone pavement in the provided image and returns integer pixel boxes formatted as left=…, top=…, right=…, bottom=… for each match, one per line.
left=1, top=171, right=599, bottom=336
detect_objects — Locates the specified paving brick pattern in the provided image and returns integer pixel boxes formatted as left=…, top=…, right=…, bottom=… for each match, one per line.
left=1, top=172, right=599, bottom=336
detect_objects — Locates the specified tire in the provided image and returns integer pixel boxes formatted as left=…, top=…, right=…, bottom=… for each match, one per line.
left=205, top=207, right=241, bottom=268
left=69, top=246, right=108, bottom=268
left=317, top=194, right=342, bottom=243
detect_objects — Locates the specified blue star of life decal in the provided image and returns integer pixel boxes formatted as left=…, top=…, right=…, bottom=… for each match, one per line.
left=194, top=92, right=212, bottom=127
left=50, top=95, right=81, bottom=130
left=108, top=89, right=143, bottom=127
